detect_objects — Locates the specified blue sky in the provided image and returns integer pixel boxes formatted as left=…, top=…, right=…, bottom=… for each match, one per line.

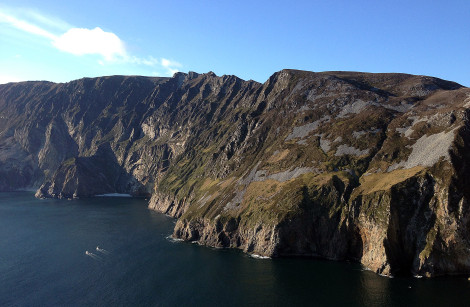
left=1, top=0, right=469, bottom=85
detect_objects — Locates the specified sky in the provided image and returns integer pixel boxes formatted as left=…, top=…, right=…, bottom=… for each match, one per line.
left=0, top=0, right=469, bottom=86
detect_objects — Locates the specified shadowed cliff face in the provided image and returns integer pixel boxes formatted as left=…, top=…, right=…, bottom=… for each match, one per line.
left=1, top=70, right=469, bottom=277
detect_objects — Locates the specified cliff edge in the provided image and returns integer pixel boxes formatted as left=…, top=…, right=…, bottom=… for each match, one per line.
left=1, top=70, right=469, bottom=277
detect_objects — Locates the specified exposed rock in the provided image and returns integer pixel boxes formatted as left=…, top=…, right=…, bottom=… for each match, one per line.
left=335, top=144, right=370, bottom=157
left=1, top=69, right=470, bottom=277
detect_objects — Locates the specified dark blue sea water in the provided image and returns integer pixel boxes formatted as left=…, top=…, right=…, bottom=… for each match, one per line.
left=1, top=192, right=470, bottom=306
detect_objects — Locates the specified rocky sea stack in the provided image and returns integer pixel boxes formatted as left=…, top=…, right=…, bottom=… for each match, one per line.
left=1, top=69, right=470, bottom=277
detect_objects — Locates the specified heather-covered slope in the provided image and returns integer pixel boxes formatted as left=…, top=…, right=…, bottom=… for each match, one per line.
left=1, top=70, right=469, bottom=277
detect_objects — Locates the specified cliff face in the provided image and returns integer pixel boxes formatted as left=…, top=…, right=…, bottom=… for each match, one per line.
left=1, top=70, right=469, bottom=277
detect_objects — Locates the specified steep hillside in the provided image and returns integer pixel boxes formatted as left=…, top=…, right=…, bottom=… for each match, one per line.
left=1, top=69, right=469, bottom=277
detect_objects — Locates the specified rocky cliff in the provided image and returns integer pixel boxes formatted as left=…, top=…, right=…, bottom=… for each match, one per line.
left=1, top=70, right=469, bottom=277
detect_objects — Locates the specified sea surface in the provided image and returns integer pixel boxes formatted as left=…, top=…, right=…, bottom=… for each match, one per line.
left=1, top=192, right=470, bottom=306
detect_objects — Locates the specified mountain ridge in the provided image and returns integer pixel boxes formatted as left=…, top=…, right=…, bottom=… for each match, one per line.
left=1, top=69, right=469, bottom=277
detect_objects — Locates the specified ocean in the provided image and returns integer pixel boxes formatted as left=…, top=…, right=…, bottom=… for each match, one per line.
left=1, top=192, right=469, bottom=306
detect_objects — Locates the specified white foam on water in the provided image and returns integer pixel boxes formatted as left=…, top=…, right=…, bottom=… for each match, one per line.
left=166, top=235, right=184, bottom=243
left=250, top=254, right=271, bottom=259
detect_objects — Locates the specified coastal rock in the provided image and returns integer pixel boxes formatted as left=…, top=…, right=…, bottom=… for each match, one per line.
left=1, top=70, right=470, bottom=277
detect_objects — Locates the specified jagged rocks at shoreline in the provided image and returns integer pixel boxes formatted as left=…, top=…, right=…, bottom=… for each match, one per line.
left=1, top=69, right=470, bottom=277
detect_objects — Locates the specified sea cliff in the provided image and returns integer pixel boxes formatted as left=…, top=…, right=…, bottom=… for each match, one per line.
left=1, top=70, right=469, bottom=277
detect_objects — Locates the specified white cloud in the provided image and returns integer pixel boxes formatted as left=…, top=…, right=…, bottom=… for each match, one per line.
left=161, top=58, right=182, bottom=68
left=0, top=10, right=57, bottom=40
left=0, top=7, right=182, bottom=75
left=160, top=58, right=182, bottom=76
left=166, top=68, right=180, bottom=76
left=127, top=57, right=181, bottom=76
left=0, top=6, right=70, bottom=31
left=128, top=56, right=159, bottom=66
left=23, top=9, right=71, bottom=31
left=52, top=27, right=127, bottom=61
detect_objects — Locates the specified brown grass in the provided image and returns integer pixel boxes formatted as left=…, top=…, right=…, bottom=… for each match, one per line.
left=267, top=149, right=290, bottom=163
left=354, top=166, right=425, bottom=196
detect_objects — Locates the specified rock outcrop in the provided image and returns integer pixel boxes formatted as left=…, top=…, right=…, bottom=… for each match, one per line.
left=1, top=70, right=469, bottom=277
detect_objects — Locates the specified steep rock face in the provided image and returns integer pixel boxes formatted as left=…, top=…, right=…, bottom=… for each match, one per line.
left=1, top=70, right=469, bottom=277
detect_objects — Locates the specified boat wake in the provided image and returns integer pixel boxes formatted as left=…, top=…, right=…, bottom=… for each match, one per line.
left=85, top=251, right=102, bottom=261
left=96, top=246, right=110, bottom=255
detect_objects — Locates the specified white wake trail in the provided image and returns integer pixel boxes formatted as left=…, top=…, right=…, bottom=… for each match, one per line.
left=85, top=250, right=103, bottom=261
left=96, top=246, right=110, bottom=255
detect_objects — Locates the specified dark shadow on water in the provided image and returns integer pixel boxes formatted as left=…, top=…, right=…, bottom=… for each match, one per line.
left=1, top=192, right=470, bottom=306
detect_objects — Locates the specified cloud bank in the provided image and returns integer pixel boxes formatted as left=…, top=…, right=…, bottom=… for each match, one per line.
left=0, top=7, right=181, bottom=76
left=53, top=27, right=126, bottom=61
